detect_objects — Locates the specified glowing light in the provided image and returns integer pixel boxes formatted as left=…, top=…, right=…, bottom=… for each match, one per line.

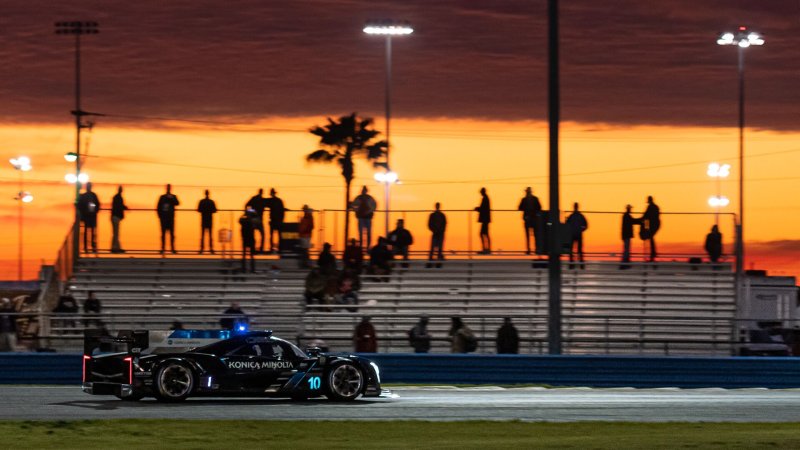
left=65, top=173, right=89, bottom=184
left=82, top=355, right=91, bottom=383
left=374, top=171, right=399, bottom=184
left=123, top=357, right=133, bottom=384
left=707, top=162, right=730, bottom=178
left=9, top=156, right=32, bottom=172
left=20, top=192, right=33, bottom=203
left=717, top=29, right=765, bottom=47
left=363, top=22, right=414, bottom=35
left=708, top=196, right=730, bottom=208
left=64, top=152, right=78, bottom=162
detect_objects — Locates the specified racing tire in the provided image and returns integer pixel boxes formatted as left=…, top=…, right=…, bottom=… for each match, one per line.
left=153, top=361, right=195, bottom=402
left=325, top=362, right=364, bottom=401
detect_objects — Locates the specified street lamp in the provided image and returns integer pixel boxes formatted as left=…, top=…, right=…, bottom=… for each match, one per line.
left=716, top=26, right=764, bottom=285
left=363, top=19, right=413, bottom=236
left=56, top=20, right=99, bottom=261
left=65, top=173, right=90, bottom=184
left=10, top=156, right=32, bottom=281
left=707, top=162, right=730, bottom=225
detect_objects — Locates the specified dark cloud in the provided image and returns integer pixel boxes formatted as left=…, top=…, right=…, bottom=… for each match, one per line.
left=0, top=0, right=798, bottom=129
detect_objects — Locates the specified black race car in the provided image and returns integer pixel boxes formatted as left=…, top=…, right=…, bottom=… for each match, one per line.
left=82, top=329, right=384, bottom=402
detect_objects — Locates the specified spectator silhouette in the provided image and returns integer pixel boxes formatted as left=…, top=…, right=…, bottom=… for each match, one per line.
left=353, top=316, right=377, bottom=353
left=427, top=202, right=447, bottom=267
left=518, top=187, right=543, bottom=255
left=368, top=237, right=394, bottom=281
left=267, top=188, right=286, bottom=253
left=245, top=189, right=268, bottom=253
left=641, top=196, right=661, bottom=262
left=83, top=291, right=102, bottom=328
left=77, top=182, right=100, bottom=253
left=352, top=186, right=377, bottom=250
left=343, top=238, right=364, bottom=272
left=53, top=292, right=79, bottom=329
left=318, top=243, right=337, bottom=276
left=620, top=204, right=639, bottom=269
left=496, top=317, right=520, bottom=354
left=220, top=301, right=248, bottom=330
left=475, top=187, right=492, bottom=254
left=408, top=316, right=432, bottom=353
left=304, top=267, right=327, bottom=310
left=388, top=219, right=413, bottom=266
left=197, top=189, right=217, bottom=254
left=298, top=205, right=314, bottom=268
left=156, top=184, right=180, bottom=254
left=705, top=225, right=723, bottom=263
left=449, top=317, right=476, bottom=353
left=239, top=208, right=257, bottom=273
left=566, top=202, right=588, bottom=266
left=110, top=185, right=128, bottom=253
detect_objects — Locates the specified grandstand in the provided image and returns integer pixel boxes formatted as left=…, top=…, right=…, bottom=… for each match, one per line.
left=50, top=256, right=736, bottom=356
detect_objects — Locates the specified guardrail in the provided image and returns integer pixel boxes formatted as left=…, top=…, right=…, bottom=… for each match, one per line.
left=1, top=353, right=798, bottom=388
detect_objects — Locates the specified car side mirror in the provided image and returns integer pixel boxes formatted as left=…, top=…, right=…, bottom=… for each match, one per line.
left=306, top=346, right=322, bottom=357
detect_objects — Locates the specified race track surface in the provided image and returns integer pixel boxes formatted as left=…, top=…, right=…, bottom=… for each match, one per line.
left=3, top=386, right=800, bottom=422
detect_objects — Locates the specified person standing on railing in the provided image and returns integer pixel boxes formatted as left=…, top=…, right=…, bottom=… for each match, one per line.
left=427, top=202, right=447, bottom=267
left=266, top=188, right=286, bottom=254
left=77, top=182, right=101, bottom=253
left=298, top=205, right=314, bottom=268
left=705, top=225, right=723, bottom=263
left=351, top=186, right=377, bottom=250
left=197, top=189, right=218, bottom=254
left=110, top=186, right=128, bottom=254
left=566, top=202, right=588, bottom=267
left=157, top=184, right=180, bottom=254
left=475, top=187, right=492, bottom=254
left=620, top=204, right=638, bottom=270
left=245, top=188, right=268, bottom=253
left=518, top=187, right=543, bottom=255
left=640, top=196, right=661, bottom=262
left=239, top=207, right=257, bottom=273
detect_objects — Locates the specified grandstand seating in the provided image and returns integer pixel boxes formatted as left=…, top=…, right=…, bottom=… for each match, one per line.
left=53, top=257, right=736, bottom=356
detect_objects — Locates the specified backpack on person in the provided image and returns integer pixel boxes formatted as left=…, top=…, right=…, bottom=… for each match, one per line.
left=463, top=332, right=478, bottom=353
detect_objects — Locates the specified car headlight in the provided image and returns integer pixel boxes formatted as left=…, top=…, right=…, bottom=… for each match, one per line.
left=369, top=362, right=381, bottom=383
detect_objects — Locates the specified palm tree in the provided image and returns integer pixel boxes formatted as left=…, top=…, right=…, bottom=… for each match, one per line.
left=307, top=113, right=387, bottom=242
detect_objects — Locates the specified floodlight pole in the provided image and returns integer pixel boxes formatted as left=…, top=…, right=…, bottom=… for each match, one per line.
left=547, top=0, right=563, bottom=354
left=55, top=21, right=98, bottom=263
left=736, top=44, right=744, bottom=280
left=384, top=35, right=393, bottom=236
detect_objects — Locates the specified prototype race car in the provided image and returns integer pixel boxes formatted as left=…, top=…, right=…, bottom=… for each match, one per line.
left=82, top=329, right=384, bottom=402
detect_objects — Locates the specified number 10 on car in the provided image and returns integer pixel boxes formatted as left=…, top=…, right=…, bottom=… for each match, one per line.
left=307, top=376, right=321, bottom=390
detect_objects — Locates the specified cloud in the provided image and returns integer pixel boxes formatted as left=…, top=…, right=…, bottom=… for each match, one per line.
left=0, top=0, right=798, bottom=130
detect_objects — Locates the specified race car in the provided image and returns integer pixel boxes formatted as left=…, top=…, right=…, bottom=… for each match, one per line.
left=81, top=329, right=384, bottom=402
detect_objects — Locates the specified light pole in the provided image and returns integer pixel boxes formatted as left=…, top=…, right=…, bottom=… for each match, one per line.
left=10, top=156, right=33, bottom=281
left=363, top=20, right=413, bottom=236
left=716, top=27, right=763, bottom=281
left=547, top=0, right=562, bottom=354
left=55, top=21, right=99, bottom=262
left=707, top=162, right=730, bottom=225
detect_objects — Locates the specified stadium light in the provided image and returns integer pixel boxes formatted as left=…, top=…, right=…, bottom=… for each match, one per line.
left=364, top=19, right=413, bottom=236
left=716, top=25, right=764, bottom=294
left=65, top=173, right=89, bottom=184
left=708, top=195, right=730, bottom=208
left=64, top=152, right=78, bottom=162
left=10, top=156, right=32, bottom=281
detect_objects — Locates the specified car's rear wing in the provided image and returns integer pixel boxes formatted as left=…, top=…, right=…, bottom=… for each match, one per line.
left=83, top=329, right=150, bottom=356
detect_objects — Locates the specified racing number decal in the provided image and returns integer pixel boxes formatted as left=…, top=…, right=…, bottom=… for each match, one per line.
left=307, top=376, right=321, bottom=390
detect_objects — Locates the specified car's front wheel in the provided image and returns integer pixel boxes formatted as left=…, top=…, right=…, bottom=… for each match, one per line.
left=325, top=362, right=364, bottom=401
left=154, top=361, right=194, bottom=402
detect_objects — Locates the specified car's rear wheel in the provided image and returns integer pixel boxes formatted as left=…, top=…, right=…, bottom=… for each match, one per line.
left=154, top=361, right=194, bottom=402
left=325, top=362, right=364, bottom=401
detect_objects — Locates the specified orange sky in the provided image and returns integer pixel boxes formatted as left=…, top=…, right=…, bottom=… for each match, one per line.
left=1, top=117, right=799, bottom=280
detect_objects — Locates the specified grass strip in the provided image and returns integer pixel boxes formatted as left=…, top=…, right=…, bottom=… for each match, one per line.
left=2, top=420, right=800, bottom=449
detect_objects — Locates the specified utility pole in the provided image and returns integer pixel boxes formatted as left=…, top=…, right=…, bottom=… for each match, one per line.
left=547, top=0, right=562, bottom=355
left=55, top=21, right=99, bottom=264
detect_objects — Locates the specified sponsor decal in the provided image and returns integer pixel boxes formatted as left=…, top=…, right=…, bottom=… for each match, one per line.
left=227, top=360, right=294, bottom=370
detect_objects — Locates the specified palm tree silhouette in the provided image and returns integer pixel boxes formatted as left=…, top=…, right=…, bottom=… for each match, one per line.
left=307, top=113, right=387, bottom=242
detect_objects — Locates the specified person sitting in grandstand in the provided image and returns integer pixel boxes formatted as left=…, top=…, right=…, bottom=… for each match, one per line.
left=353, top=316, right=377, bottom=353
left=409, top=315, right=432, bottom=353
left=334, top=277, right=359, bottom=313
left=303, top=267, right=328, bottom=311
left=53, top=292, right=79, bottom=329
left=367, top=237, right=394, bottom=281
left=343, top=238, right=364, bottom=273
left=317, top=242, right=337, bottom=276
left=388, top=219, right=413, bottom=267
left=220, top=301, right=248, bottom=330
left=83, top=291, right=102, bottom=328
left=449, top=317, right=477, bottom=353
